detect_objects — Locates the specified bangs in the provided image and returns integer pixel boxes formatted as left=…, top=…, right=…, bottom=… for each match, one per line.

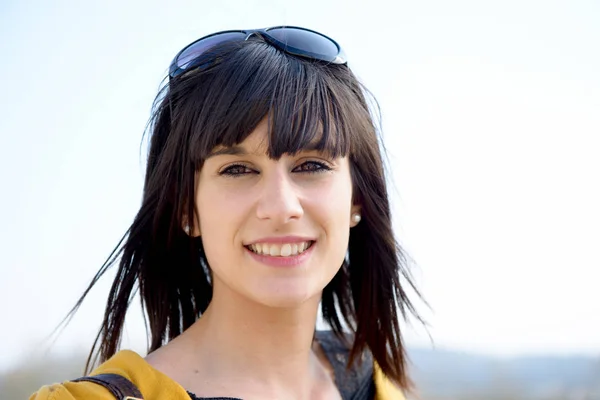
left=170, top=40, right=368, bottom=165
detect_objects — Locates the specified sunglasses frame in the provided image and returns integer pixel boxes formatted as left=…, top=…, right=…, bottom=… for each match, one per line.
left=169, top=26, right=347, bottom=78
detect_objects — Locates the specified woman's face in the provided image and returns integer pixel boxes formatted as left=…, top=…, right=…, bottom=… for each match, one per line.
left=194, top=119, right=360, bottom=308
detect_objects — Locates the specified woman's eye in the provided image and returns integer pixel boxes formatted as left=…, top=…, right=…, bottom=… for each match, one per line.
left=219, top=161, right=331, bottom=176
left=220, top=164, right=254, bottom=176
left=293, top=161, right=331, bottom=173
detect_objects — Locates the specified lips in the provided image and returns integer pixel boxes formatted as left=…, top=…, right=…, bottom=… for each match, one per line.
left=246, top=241, right=314, bottom=257
left=244, top=239, right=316, bottom=267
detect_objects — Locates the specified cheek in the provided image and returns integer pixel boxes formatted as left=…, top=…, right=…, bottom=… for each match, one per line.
left=321, top=171, right=353, bottom=212
left=198, top=181, right=251, bottom=224
left=305, top=173, right=354, bottom=239
left=196, top=183, right=250, bottom=261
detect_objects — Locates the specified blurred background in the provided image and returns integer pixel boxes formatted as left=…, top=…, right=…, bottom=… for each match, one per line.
left=1, top=0, right=599, bottom=398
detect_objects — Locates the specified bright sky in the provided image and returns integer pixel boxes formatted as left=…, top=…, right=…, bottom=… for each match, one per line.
left=1, top=0, right=599, bottom=370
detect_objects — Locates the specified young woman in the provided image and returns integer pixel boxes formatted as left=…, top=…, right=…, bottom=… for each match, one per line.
left=31, top=26, right=421, bottom=400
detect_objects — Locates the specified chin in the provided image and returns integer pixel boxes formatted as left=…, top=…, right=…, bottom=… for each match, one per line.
left=247, top=283, right=322, bottom=309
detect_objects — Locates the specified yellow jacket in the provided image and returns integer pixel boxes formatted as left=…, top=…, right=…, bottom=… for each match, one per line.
left=30, top=350, right=405, bottom=399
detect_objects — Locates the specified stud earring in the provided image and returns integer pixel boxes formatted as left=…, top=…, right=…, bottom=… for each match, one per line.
left=351, top=213, right=361, bottom=224
left=184, top=225, right=190, bottom=234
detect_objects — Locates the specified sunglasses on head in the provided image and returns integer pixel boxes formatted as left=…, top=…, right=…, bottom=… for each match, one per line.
left=169, top=26, right=347, bottom=78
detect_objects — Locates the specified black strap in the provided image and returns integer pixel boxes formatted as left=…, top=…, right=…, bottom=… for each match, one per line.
left=72, top=373, right=144, bottom=399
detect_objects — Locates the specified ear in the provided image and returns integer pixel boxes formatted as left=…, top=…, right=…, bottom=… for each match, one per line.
left=350, top=204, right=362, bottom=228
left=182, top=215, right=201, bottom=237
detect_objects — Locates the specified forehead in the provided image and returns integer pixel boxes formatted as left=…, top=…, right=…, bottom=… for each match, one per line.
left=207, top=121, right=268, bottom=158
left=206, top=117, right=330, bottom=160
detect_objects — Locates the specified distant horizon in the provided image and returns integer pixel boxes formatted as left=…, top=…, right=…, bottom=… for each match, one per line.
left=4, top=343, right=599, bottom=400
left=3, top=330, right=597, bottom=373
left=2, top=337, right=598, bottom=374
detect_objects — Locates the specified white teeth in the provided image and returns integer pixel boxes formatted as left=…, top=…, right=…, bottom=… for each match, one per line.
left=247, top=241, right=312, bottom=257
left=280, top=244, right=292, bottom=257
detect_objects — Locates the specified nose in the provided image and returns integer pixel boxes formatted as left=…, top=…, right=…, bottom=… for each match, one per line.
left=255, top=167, right=304, bottom=224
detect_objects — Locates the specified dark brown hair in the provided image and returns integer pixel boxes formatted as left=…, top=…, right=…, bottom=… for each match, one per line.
left=67, top=37, right=423, bottom=390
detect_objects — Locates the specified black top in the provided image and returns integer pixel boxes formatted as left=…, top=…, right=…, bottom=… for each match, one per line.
left=187, top=330, right=375, bottom=400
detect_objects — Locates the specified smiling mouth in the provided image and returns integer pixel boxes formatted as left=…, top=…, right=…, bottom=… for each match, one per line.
left=245, top=241, right=315, bottom=257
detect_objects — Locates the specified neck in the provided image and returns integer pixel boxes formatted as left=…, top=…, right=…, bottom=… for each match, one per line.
left=173, top=282, right=327, bottom=398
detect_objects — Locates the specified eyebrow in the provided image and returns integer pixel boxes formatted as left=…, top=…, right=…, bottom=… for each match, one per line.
left=206, top=146, right=248, bottom=159
left=206, top=142, right=326, bottom=159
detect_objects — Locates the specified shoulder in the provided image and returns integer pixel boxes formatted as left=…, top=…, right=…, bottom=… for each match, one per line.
left=372, top=363, right=406, bottom=400
left=29, top=350, right=191, bottom=400
left=314, top=330, right=374, bottom=398
left=314, top=330, right=406, bottom=400
left=29, top=380, right=113, bottom=400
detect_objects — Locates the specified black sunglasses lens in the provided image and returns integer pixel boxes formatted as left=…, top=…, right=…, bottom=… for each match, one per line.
left=176, top=32, right=247, bottom=70
left=266, top=28, right=339, bottom=60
